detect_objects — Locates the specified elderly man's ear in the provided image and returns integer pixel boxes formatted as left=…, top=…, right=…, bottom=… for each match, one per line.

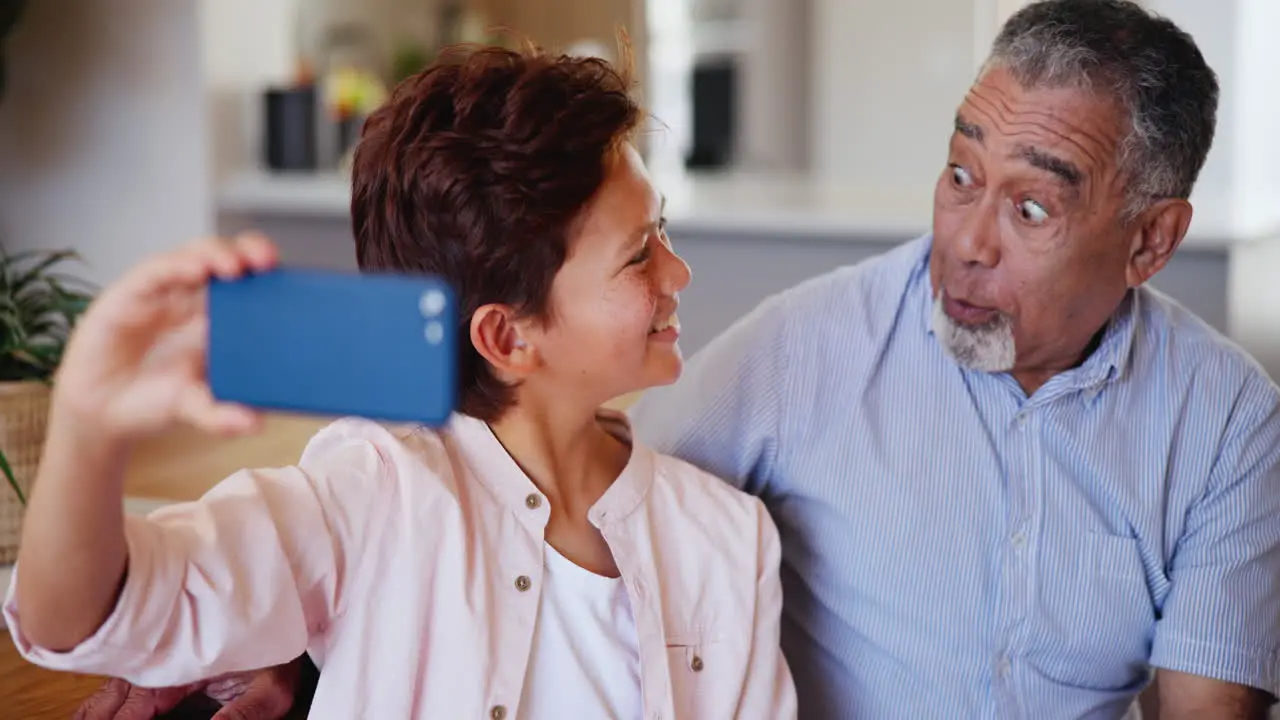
left=1125, top=198, right=1194, bottom=287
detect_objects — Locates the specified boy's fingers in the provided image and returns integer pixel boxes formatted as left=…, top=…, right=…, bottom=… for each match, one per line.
left=175, top=384, right=262, bottom=436
left=204, top=403, right=264, bottom=437
left=113, top=233, right=278, bottom=301
left=233, top=230, right=280, bottom=272
left=193, top=236, right=249, bottom=281
left=187, top=232, right=275, bottom=281
left=215, top=231, right=279, bottom=277
left=115, top=247, right=209, bottom=299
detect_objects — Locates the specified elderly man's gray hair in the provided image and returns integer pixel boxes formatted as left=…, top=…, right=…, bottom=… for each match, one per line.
left=985, top=0, right=1219, bottom=219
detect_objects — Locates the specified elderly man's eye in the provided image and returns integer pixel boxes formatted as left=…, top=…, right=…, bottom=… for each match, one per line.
left=949, top=164, right=973, bottom=187
left=1018, top=199, right=1049, bottom=224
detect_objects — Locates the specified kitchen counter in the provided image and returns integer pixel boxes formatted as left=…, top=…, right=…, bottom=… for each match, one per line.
left=219, top=168, right=931, bottom=243
left=217, top=168, right=1269, bottom=249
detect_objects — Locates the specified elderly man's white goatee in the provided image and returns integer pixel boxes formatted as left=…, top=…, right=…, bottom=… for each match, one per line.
left=931, top=293, right=1016, bottom=372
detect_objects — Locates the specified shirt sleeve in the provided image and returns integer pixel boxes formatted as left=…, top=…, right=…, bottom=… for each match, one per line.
left=736, top=498, right=798, bottom=719
left=3, top=419, right=396, bottom=688
left=1149, top=378, right=1280, bottom=695
left=628, top=291, right=792, bottom=497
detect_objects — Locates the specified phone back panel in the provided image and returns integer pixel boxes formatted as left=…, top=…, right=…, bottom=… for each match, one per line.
left=207, top=268, right=458, bottom=425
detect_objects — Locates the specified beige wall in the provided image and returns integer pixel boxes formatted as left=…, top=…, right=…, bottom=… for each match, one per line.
left=472, top=0, right=640, bottom=52
left=469, top=0, right=647, bottom=99
left=0, top=0, right=211, bottom=285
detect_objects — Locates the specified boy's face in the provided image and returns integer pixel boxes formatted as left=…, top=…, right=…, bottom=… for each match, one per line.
left=525, top=144, right=691, bottom=404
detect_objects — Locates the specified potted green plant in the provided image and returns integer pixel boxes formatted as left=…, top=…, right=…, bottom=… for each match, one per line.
left=0, top=249, right=93, bottom=563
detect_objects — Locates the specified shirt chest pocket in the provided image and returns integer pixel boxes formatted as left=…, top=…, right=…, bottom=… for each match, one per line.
left=665, top=628, right=744, bottom=714
left=1032, top=531, right=1157, bottom=690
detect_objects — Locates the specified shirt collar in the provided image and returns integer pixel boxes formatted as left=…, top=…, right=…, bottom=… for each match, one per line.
left=444, top=409, right=654, bottom=532
left=1075, top=289, right=1140, bottom=392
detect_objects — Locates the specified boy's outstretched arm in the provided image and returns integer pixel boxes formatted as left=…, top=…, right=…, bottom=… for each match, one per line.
left=15, top=235, right=275, bottom=652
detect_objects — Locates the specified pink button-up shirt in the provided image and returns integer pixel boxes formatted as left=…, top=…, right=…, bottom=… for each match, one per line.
left=5, top=411, right=797, bottom=719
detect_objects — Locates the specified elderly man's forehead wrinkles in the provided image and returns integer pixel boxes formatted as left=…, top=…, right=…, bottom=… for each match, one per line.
left=969, top=76, right=1111, bottom=134
left=962, top=77, right=1123, bottom=186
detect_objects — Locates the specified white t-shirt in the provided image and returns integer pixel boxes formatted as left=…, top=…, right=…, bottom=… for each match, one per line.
left=517, top=543, right=643, bottom=720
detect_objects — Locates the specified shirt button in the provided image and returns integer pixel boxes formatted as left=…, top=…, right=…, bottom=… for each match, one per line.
left=490, top=705, right=507, bottom=720
left=515, top=575, right=531, bottom=592
left=690, top=654, right=704, bottom=672
left=1011, top=531, right=1026, bottom=549
left=997, top=657, right=1012, bottom=677
left=525, top=493, right=542, bottom=510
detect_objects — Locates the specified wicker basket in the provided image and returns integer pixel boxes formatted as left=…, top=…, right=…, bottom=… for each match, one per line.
left=0, top=381, right=51, bottom=565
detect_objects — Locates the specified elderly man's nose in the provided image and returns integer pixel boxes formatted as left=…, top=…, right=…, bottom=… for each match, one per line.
left=954, top=205, right=1000, bottom=268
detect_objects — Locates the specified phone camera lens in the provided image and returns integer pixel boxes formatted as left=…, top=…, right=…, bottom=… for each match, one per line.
left=419, top=289, right=447, bottom=317
left=424, top=321, right=444, bottom=344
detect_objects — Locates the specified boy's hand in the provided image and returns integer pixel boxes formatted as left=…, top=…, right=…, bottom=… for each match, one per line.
left=54, top=233, right=279, bottom=441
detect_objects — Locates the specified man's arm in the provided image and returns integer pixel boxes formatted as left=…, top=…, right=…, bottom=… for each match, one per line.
left=1148, top=375, right=1280, bottom=716
left=1150, top=669, right=1275, bottom=720
left=74, top=656, right=315, bottom=720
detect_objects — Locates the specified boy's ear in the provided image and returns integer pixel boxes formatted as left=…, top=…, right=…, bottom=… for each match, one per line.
left=470, top=304, right=537, bottom=379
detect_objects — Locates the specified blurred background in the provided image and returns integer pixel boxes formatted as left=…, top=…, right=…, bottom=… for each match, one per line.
left=0, top=0, right=1276, bottom=375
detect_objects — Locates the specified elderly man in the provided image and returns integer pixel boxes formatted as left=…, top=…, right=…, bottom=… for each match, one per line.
left=631, top=1, right=1279, bottom=717
left=70, top=0, right=1278, bottom=718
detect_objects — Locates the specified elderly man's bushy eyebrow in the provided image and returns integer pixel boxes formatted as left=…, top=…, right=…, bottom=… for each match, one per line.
left=1015, top=145, right=1083, bottom=188
left=954, top=114, right=984, bottom=142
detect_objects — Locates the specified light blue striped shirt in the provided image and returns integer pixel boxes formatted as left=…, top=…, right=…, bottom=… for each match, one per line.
left=629, top=234, right=1280, bottom=718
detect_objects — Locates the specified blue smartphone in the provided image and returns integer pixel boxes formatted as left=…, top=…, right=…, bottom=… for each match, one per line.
left=207, top=267, right=458, bottom=425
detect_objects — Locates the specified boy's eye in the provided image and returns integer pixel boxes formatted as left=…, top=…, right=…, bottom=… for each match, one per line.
left=629, top=243, right=652, bottom=265
left=655, top=217, right=672, bottom=248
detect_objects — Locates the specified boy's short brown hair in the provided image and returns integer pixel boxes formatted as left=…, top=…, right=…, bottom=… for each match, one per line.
left=351, top=42, right=643, bottom=421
